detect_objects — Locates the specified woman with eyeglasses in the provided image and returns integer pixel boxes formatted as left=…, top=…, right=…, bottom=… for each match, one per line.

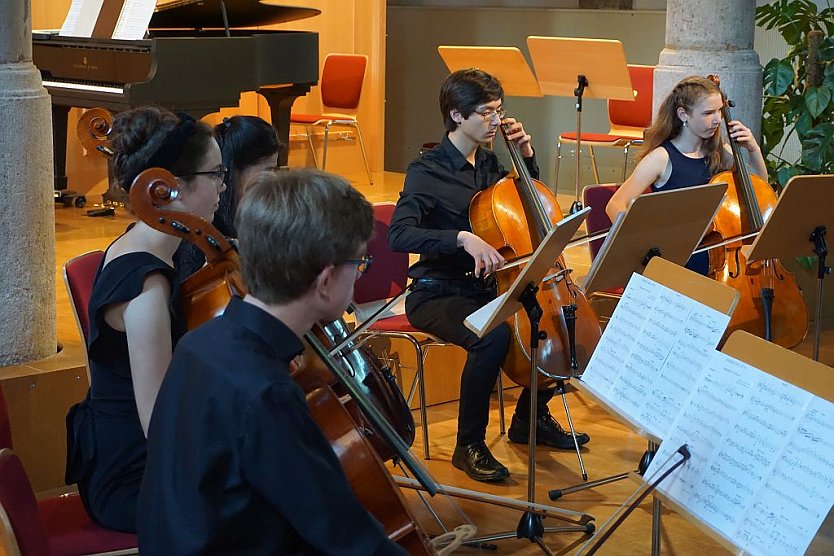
left=174, top=115, right=283, bottom=282
left=65, top=106, right=225, bottom=533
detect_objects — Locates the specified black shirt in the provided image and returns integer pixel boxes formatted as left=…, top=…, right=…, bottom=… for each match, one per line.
left=138, top=296, right=403, bottom=555
left=388, top=134, right=539, bottom=279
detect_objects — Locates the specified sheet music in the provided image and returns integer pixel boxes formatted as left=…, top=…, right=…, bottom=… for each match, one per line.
left=580, top=272, right=729, bottom=438
left=647, top=351, right=834, bottom=556
left=111, top=0, right=155, bottom=40
left=581, top=273, right=657, bottom=399
left=59, top=0, right=105, bottom=37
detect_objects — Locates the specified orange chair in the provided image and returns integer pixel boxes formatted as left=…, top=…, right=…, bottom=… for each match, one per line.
left=63, top=250, right=104, bottom=383
left=290, top=53, right=373, bottom=185
left=555, top=64, right=655, bottom=184
left=0, top=446, right=137, bottom=556
left=352, top=203, right=506, bottom=459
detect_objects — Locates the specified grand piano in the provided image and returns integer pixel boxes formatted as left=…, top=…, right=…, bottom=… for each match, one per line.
left=33, top=1, right=320, bottom=192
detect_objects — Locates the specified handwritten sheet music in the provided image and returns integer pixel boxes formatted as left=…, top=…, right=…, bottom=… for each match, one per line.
left=647, top=351, right=834, bottom=556
left=580, top=273, right=729, bottom=438
left=59, top=0, right=105, bottom=37
left=111, top=0, right=156, bottom=40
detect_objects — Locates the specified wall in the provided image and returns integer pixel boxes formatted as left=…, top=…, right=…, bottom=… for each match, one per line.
left=385, top=6, right=667, bottom=194
left=30, top=0, right=387, bottom=195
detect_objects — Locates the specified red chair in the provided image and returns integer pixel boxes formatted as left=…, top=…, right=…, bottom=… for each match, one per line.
left=581, top=183, right=651, bottom=308
left=63, top=250, right=104, bottom=383
left=290, top=53, right=373, bottom=185
left=0, top=448, right=137, bottom=556
left=556, top=64, right=655, bottom=184
left=353, top=203, right=506, bottom=460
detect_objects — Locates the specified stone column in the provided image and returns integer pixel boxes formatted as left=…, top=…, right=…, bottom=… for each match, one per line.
left=0, top=0, right=55, bottom=365
left=655, top=0, right=762, bottom=139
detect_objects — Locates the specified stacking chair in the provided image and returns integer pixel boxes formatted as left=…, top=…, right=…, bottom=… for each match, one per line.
left=290, top=53, right=373, bottom=185
left=0, top=448, right=137, bottom=556
left=63, top=250, right=104, bottom=383
left=555, top=64, right=655, bottom=184
left=352, top=203, right=506, bottom=460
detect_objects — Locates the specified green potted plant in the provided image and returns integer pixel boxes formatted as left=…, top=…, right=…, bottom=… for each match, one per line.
left=756, top=0, right=834, bottom=189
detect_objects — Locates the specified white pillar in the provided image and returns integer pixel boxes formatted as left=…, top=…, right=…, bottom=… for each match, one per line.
left=655, top=0, right=762, bottom=139
left=0, top=0, right=56, bottom=365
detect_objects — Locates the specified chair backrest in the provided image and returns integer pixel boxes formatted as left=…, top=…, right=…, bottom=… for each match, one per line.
left=608, top=64, right=655, bottom=132
left=0, top=387, right=11, bottom=450
left=320, top=53, right=368, bottom=111
left=0, top=449, right=50, bottom=556
left=582, top=184, right=620, bottom=259
left=63, top=250, right=104, bottom=342
left=353, top=203, right=410, bottom=304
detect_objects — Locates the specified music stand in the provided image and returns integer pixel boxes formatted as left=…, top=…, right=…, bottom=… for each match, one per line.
left=464, top=208, right=595, bottom=552
left=526, top=37, right=633, bottom=213
left=745, top=174, right=834, bottom=361
left=582, top=182, right=728, bottom=294
left=437, top=46, right=543, bottom=98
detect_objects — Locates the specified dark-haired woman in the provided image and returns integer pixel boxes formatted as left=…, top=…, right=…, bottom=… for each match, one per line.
left=174, top=115, right=282, bottom=281
left=65, top=106, right=225, bottom=532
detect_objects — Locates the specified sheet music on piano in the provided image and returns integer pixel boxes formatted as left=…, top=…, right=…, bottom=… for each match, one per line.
left=60, top=0, right=155, bottom=40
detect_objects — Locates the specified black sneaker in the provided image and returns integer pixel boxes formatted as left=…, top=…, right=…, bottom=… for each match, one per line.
left=451, top=440, right=510, bottom=482
left=508, top=413, right=590, bottom=449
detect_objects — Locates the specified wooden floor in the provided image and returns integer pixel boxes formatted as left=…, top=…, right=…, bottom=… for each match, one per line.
left=50, top=170, right=834, bottom=555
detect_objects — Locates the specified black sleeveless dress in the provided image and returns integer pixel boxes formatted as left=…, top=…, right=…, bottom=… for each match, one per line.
left=652, top=140, right=712, bottom=275
left=65, top=251, right=184, bottom=533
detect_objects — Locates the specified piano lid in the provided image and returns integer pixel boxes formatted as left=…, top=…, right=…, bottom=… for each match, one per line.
left=150, top=0, right=320, bottom=29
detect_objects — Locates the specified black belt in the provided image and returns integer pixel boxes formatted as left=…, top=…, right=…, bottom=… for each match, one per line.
left=414, top=277, right=490, bottom=287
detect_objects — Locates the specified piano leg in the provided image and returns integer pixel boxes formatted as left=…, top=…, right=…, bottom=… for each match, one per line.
left=258, top=83, right=312, bottom=167
left=52, top=105, right=70, bottom=191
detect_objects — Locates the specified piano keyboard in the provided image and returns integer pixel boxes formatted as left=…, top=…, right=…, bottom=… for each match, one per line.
left=42, top=80, right=124, bottom=95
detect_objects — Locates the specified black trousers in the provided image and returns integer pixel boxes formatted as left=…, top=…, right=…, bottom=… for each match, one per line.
left=406, top=280, right=554, bottom=446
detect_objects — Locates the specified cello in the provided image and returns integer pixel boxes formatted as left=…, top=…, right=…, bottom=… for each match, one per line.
left=470, top=122, right=602, bottom=388
left=706, top=75, right=808, bottom=348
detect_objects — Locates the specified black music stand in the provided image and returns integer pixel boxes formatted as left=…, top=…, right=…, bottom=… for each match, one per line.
left=745, top=174, right=834, bottom=361
left=526, top=37, right=633, bottom=213
left=464, top=208, right=595, bottom=553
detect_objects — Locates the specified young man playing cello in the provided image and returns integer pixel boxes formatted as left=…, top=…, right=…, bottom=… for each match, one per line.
left=138, top=168, right=405, bottom=555
left=389, top=68, right=590, bottom=483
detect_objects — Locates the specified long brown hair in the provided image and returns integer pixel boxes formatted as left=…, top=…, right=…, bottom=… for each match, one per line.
left=639, top=76, right=724, bottom=175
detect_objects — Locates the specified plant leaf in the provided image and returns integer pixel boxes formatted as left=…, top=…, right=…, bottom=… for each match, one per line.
left=805, top=86, right=832, bottom=118
left=763, top=59, right=795, bottom=96
left=801, top=123, right=834, bottom=170
left=776, top=165, right=803, bottom=190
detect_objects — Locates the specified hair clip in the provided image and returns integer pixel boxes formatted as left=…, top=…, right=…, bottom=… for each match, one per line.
left=222, top=117, right=232, bottom=129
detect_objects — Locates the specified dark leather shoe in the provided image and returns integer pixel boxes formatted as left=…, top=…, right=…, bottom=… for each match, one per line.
left=508, top=413, right=590, bottom=449
left=452, top=441, right=509, bottom=482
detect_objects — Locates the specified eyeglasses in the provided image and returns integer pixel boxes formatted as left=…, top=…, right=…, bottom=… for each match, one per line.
left=473, top=107, right=506, bottom=122
left=176, top=166, right=228, bottom=184
left=341, top=255, right=374, bottom=275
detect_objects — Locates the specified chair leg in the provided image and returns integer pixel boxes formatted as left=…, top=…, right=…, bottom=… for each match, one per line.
left=305, top=126, right=319, bottom=168
left=496, top=373, right=506, bottom=435
left=554, top=139, right=563, bottom=188
left=557, top=380, right=588, bottom=481
left=321, top=123, right=331, bottom=170
left=353, top=123, right=374, bottom=186
left=588, top=145, right=601, bottom=184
